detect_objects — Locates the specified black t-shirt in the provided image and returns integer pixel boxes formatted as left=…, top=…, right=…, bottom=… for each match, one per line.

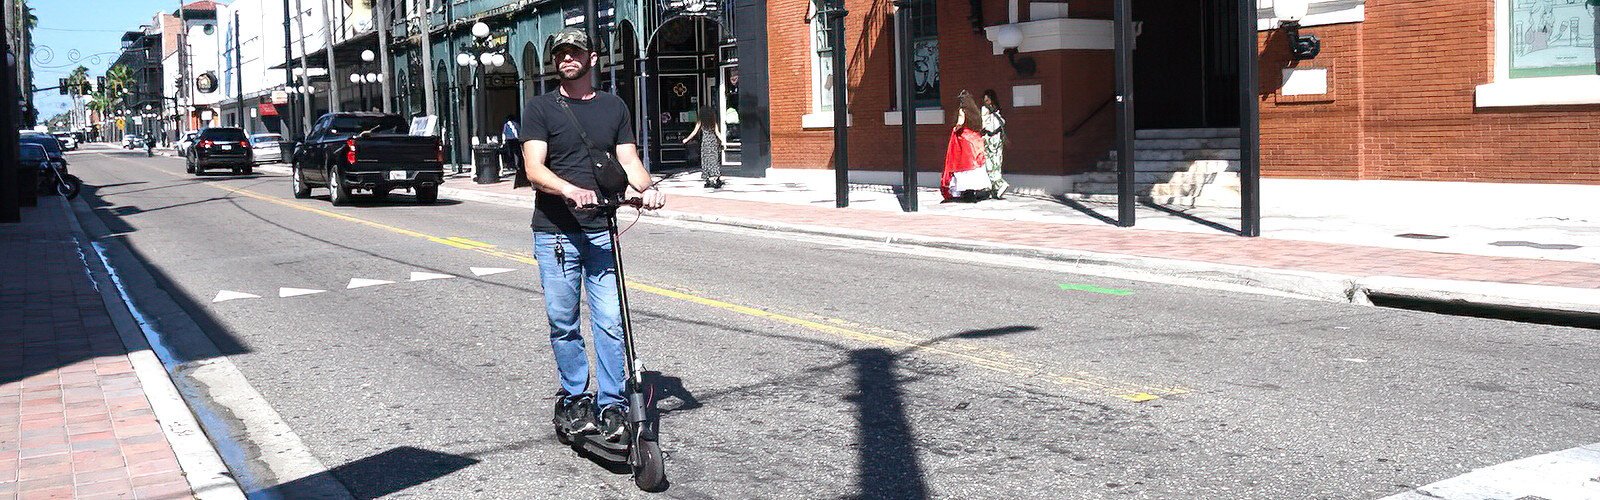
left=522, top=90, right=636, bottom=232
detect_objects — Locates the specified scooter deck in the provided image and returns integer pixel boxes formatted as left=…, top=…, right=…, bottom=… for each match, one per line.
left=570, top=432, right=631, bottom=463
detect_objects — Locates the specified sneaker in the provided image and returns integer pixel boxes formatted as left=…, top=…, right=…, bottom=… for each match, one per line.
left=597, top=403, right=629, bottom=443
left=556, top=393, right=597, bottom=434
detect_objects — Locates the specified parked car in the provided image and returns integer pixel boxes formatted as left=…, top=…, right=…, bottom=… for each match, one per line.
left=52, top=132, right=78, bottom=151
left=123, top=134, right=144, bottom=149
left=249, top=133, right=284, bottom=164
left=186, top=127, right=254, bottom=175
left=175, top=131, right=200, bottom=157
left=19, top=132, right=67, bottom=173
left=289, top=112, right=444, bottom=205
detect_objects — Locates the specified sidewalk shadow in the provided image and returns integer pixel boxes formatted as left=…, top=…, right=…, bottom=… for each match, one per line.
left=260, top=446, right=479, bottom=499
left=1140, top=201, right=1241, bottom=235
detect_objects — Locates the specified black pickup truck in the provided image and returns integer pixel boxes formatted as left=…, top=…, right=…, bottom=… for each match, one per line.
left=289, top=112, right=445, bottom=205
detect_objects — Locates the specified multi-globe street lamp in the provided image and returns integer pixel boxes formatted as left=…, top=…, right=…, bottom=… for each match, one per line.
left=455, top=22, right=506, bottom=178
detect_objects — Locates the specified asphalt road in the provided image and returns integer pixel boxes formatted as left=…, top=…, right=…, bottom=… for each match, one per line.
left=67, top=145, right=1600, bottom=499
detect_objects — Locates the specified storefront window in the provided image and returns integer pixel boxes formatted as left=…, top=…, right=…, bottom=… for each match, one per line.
left=811, top=0, right=836, bottom=113
left=910, top=0, right=940, bottom=107
left=1508, top=0, right=1597, bottom=79
left=891, top=0, right=940, bottom=110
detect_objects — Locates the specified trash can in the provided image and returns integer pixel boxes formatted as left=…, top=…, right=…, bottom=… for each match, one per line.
left=472, top=144, right=501, bottom=184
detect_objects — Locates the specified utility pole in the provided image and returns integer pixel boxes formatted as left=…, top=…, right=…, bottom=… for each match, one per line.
left=376, top=0, right=393, bottom=112
left=282, top=0, right=298, bottom=139
left=419, top=0, right=436, bottom=117
left=235, top=10, right=247, bottom=132
left=321, top=0, right=341, bottom=112
left=295, top=0, right=314, bottom=131
left=177, top=0, right=190, bottom=144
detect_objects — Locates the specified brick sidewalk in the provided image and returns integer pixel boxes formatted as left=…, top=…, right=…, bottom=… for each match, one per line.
left=446, top=178, right=1600, bottom=289
left=1, top=199, right=195, bottom=499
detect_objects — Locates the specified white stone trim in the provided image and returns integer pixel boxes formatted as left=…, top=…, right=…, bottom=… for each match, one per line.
left=882, top=108, right=946, bottom=126
left=984, top=18, right=1116, bottom=54
left=801, top=112, right=853, bottom=129
left=1476, top=76, right=1600, bottom=108
left=1256, top=0, right=1364, bottom=30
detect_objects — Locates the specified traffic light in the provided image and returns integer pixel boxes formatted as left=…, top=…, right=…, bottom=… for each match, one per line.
left=98, top=76, right=106, bottom=93
left=59, top=78, right=68, bottom=95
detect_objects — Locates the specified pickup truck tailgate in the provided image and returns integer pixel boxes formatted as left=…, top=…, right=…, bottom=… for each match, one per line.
left=354, top=135, right=440, bottom=164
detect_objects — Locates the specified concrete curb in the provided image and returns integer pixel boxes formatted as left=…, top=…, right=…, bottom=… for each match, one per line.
left=59, top=196, right=247, bottom=500
left=436, top=183, right=1600, bottom=319
left=84, top=153, right=355, bottom=499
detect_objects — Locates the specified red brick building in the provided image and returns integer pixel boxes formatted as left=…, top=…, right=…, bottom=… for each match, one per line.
left=756, top=0, right=1600, bottom=199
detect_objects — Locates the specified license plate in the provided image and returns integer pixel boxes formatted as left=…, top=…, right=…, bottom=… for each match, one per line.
left=220, top=145, right=233, bottom=150
left=388, top=171, right=408, bottom=181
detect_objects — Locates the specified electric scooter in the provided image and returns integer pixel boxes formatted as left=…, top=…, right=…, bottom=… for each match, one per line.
left=551, top=196, right=668, bottom=492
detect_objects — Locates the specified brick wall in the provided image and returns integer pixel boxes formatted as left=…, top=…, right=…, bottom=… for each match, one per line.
left=774, top=0, right=1600, bottom=184
left=768, top=0, right=1115, bottom=176
left=1261, top=0, right=1600, bottom=183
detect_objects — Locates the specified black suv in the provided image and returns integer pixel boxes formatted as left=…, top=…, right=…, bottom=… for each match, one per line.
left=187, top=127, right=254, bottom=175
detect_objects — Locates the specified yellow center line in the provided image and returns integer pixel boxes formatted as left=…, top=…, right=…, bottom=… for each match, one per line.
left=122, top=159, right=1190, bottom=402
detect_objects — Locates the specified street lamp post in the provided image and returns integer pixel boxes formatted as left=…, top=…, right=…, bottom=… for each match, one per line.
left=456, top=22, right=506, bottom=179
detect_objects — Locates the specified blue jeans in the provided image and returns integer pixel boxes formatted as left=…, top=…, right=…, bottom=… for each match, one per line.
left=534, top=230, right=627, bottom=409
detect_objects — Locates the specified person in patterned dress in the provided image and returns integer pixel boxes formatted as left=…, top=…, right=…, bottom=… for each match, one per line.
left=682, top=105, right=725, bottom=189
left=980, top=89, right=1010, bottom=199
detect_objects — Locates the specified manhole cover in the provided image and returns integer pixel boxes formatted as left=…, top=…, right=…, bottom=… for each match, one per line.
left=1490, top=240, right=1581, bottom=250
left=1394, top=233, right=1448, bottom=240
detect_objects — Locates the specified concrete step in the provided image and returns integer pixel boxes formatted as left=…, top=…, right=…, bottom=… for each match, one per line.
left=1072, top=182, right=1207, bottom=198
left=1059, top=192, right=1243, bottom=209
left=1134, top=128, right=1240, bottom=139
left=1106, top=148, right=1240, bottom=161
left=1134, top=137, right=1242, bottom=150
left=1076, top=171, right=1220, bottom=185
left=1095, top=159, right=1239, bottom=173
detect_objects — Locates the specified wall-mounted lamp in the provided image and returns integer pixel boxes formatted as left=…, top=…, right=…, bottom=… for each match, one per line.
left=1276, top=0, right=1321, bottom=60
left=993, top=25, right=1035, bottom=78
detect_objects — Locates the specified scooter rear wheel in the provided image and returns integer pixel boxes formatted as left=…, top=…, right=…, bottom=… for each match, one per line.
left=631, top=434, right=667, bottom=491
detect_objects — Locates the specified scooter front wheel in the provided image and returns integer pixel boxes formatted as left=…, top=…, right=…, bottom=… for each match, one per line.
left=631, top=433, right=667, bottom=491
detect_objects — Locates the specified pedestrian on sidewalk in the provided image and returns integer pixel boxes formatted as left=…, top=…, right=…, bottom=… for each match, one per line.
left=941, top=90, right=987, bottom=202
left=519, top=27, right=666, bottom=440
left=502, top=113, right=523, bottom=184
left=682, top=105, right=725, bottom=189
left=980, top=89, right=1010, bottom=199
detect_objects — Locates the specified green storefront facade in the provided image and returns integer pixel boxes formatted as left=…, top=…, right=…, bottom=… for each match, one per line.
left=385, top=0, right=769, bottom=175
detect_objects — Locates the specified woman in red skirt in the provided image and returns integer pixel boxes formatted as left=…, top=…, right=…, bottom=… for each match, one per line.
left=941, top=90, right=988, bottom=202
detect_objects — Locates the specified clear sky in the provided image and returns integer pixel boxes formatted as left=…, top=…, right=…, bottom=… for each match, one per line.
left=29, top=1, right=187, bottom=120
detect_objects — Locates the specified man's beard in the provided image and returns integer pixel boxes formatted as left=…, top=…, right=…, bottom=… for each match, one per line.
left=559, top=65, right=590, bottom=81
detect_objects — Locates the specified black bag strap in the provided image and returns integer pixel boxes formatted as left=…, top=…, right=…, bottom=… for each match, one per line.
left=554, top=95, right=604, bottom=154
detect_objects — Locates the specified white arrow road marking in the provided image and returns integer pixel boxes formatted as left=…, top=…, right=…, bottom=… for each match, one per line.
left=346, top=278, right=395, bottom=289
left=409, top=271, right=455, bottom=282
left=1382, top=442, right=1600, bottom=499
left=470, top=267, right=516, bottom=277
left=278, top=287, right=327, bottom=298
left=211, top=290, right=261, bottom=303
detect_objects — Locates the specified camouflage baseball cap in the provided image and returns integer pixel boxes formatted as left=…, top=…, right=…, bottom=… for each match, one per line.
left=550, top=27, right=591, bottom=56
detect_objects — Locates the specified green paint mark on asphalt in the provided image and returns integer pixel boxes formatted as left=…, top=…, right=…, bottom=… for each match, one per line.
left=1059, top=283, right=1134, bottom=296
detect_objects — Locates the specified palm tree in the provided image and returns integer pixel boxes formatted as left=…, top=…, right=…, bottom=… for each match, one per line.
left=105, top=64, right=134, bottom=99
